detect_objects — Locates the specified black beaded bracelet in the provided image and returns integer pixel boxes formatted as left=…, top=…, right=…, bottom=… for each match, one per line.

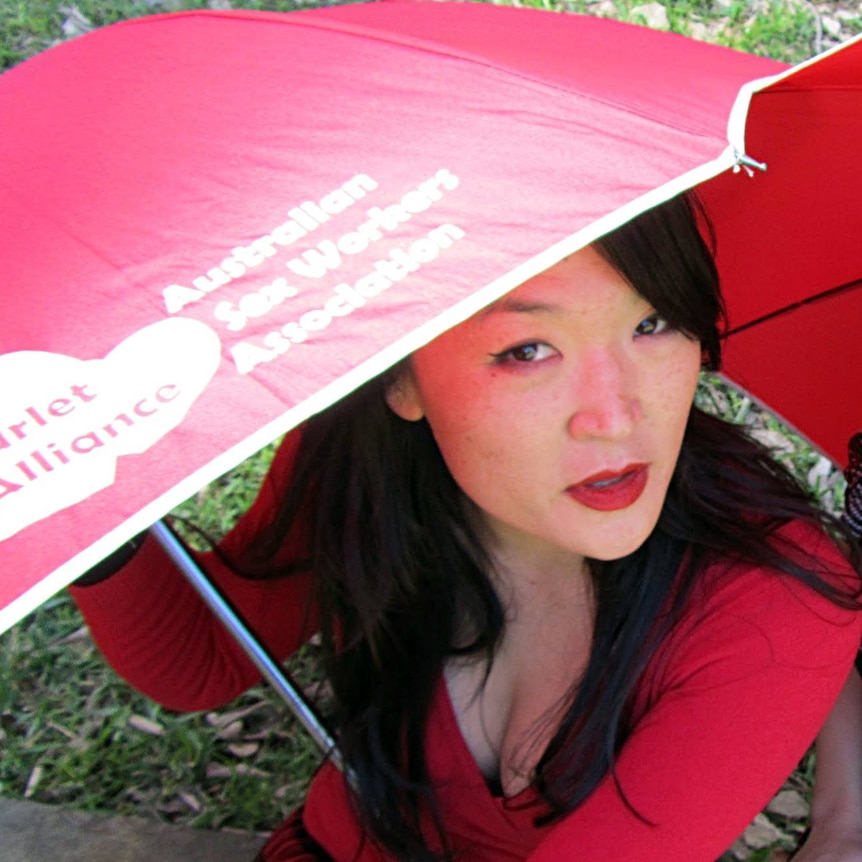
left=72, top=531, right=148, bottom=587
left=844, top=433, right=862, bottom=539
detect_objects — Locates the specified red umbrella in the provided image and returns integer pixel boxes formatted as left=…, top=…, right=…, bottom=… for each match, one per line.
left=698, top=44, right=862, bottom=458
left=1, top=3, right=861, bottom=647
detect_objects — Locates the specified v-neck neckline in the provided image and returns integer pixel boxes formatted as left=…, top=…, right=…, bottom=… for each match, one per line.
left=438, top=673, right=542, bottom=811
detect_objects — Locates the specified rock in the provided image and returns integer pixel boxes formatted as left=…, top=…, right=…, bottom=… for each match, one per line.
left=821, top=15, right=844, bottom=38
left=589, top=0, right=619, bottom=17
left=630, top=3, right=670, bottom=30
left=0, top=797, right=266, bottom=862
left=727, top=836, right=752, bottom=860
left=700, top=380, right=730, bottom=415
left=59, top=5, right=94, bottom=39
left=767, top=789, right=810, bottom=821
left=807, top=455, right=836, bottom=488
left=742, top=813, right=786, bottom=849
left=748, top=427, right=796, bottom=456
left=688, top=21, right=710, bottom=40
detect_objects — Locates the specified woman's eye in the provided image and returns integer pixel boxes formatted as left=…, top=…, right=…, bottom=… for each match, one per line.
left=634, top=314, right=670, bottom=337
left=491, top=342, right=555, bottom=364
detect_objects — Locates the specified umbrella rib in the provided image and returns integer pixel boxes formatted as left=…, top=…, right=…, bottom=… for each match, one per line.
left=724, top=276, right=862, bottom=337
left=226, top=11, right=725, bottom=138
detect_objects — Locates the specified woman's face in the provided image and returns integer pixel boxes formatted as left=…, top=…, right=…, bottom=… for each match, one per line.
left=387, top=246, right=702, bottom=570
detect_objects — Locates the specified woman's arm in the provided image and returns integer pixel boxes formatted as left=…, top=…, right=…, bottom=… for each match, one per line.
left=794, top=668, right=862, bottom=862
left=70, top=432, right=319, bottom=712
left=794, top=432, right=862, bottom=861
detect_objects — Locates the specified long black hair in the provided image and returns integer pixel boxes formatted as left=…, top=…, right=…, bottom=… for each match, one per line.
left=244, top=193, right=860, bottom=860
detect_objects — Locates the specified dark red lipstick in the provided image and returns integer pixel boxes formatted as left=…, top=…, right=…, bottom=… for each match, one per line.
left=566, top=464, right=648, bottom=512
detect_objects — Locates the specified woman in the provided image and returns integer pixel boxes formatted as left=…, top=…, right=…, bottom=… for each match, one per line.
left=71, top=194, right=862, bottom=861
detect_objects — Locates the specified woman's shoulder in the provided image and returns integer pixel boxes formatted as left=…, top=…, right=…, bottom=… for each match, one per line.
left=657, top=519, right=861, bottom=678
left=697, top=518, right=856, bottom=605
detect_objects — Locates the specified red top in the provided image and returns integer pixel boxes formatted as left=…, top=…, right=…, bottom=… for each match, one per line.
left=71, top=435, right=862, bottom=860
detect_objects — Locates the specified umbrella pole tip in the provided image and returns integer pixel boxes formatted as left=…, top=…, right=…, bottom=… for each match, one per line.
left=733, top=150, right=768, bottom=175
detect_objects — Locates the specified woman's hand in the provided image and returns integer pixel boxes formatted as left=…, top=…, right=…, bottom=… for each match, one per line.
left=801, top=664, right=862, bottom=862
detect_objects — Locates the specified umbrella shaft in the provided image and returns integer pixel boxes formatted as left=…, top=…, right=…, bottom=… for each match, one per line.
left=149, top=520, right=341, bottom=768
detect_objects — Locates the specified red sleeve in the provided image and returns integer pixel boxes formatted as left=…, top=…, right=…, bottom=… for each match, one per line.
left=259, top=807, right=336, bottom=861
left=527, top=523, right=862, bottom=862
left=70, top=430, right=319, bottom=712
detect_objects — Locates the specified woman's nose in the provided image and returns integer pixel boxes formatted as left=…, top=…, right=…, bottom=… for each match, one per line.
left=566, top=351, right=641, bottom=440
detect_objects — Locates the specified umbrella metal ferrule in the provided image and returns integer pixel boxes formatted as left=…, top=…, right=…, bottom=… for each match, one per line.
left=733, top=150, right=768, bottom=173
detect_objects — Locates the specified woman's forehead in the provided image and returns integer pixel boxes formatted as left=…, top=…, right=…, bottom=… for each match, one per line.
left=476, top=248, right=644, bottom=323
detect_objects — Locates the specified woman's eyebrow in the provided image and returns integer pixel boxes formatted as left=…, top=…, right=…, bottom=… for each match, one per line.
left=479, top=298, right=564, bottom=318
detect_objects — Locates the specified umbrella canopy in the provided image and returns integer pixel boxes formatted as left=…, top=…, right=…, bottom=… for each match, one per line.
left=1, top=2, right=861, bottom=634
left=698, top=44, right=862, bottom=457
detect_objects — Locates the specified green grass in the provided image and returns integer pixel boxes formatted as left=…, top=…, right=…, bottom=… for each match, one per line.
left=169, top=440, right=279, bottom=548
left=0, top=419, right=326, bottom=832
left=0, top=526, right=325, bottom=833
left=0, top=0, right=856, bottom=858
left=697, top=375, right=846, bottom=514
left=508, top=0, right=841, bottom=63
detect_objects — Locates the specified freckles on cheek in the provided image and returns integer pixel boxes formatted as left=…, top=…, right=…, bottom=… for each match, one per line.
left=659, top=370, right=696, bottom=404
left=426, top=378, right=490, bottom=428
left=431, top=419, right=507, bottom=484
left=641, top=356, right=698, bottom=432
left=662, top=349, right=701, bottom=399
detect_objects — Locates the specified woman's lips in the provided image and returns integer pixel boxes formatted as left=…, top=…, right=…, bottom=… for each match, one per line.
left=566, top=464, right=649, bottom=512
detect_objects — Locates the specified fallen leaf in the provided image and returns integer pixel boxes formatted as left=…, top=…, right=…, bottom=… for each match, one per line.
left=128, top=715, right=165, bottom=736
left=24, top=765, right=43, bottom=798
left=53, top=625, right=91, bottom=645
left=179, top=791, right=203, bottom=813
left=228, top=742, right=260, bottom=758
left=216, top=720, right=243, bottom=741
left=47, top=720, right=77, bottom=741
left=205, top=702, right=267, bottom=728
left=206, top=762, right=269, bottom=779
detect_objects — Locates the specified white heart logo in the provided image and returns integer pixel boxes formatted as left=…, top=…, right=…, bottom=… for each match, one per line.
left=0, top=318, right=221, bottom=540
